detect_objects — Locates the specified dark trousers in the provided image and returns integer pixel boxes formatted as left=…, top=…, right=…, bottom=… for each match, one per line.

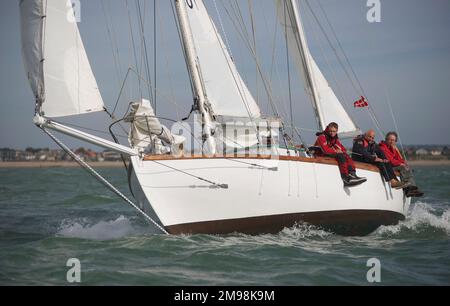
left=373, top=149, right=397, bottom=182
left=375, top=162, right=396, bottom=182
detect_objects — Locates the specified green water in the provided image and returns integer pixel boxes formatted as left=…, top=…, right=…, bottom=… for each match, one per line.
left=0, top=166, right=449, bottom=285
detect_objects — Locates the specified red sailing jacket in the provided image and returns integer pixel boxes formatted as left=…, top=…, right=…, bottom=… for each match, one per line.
left=379, top=141, right=406, bottom=167
left=314, top=127, right=348, bottom=156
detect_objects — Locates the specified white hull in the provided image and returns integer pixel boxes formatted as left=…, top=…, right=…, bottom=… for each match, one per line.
left=129, top=155, right=410, bottom=236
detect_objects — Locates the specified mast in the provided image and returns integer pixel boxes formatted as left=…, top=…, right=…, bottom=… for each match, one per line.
left=174, top=0, right=216, bottom=154
left=284, top=0, right=323, bottom=131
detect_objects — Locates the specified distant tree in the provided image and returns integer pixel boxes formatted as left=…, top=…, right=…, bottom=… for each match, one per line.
left=442, top=146, right=449, bottom=156
left=75, top=147, right=87, bottom=154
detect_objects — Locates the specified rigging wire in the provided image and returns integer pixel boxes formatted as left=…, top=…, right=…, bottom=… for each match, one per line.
left=213, top=0, right=234, bottom=60
left=227, top=158, right=278, bottom=171
left=302, top=3, right=352, bottom=115
left=206, top=9, right=256, bottom=122
left=283, top=2, right=294, bottom=139
left=219, top=0, right=281, bottom=118
left=124, top=0, right=143, bottom=99
left=136, top=0, right=155, bottom=105
left=247, top=0, right=260, bottom=105
left=221, top=1, right=297, bottom=147
left=100, top=0, right=123, bottom=89
left=264, top=3, right=291, bottom=128
left=200, top=0, right=256, bottom=122
left=149, top=160, right=229, bottom=189
left=384, top=87, right=408, bottom=163
left=153, top=0, right=157, bottom=114
left=305, top=0, right=384, bottom=136
left=263, top=1, right=291, bottom=122
left=169, top=0, right=196, bottom=99
left=112, top=67, right=185, bottom=120
left=157, top=3, right=181, bottom=119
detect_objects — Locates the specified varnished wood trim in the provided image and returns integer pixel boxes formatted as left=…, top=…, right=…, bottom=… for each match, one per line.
left=143, top=154, right=381, bottom=173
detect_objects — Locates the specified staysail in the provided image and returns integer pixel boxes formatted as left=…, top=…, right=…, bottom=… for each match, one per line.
left=20, top=0, right=104, bottom=118
left=275, top=0, right=360, bottom=137
left=183, top=0, right=261, bottom=119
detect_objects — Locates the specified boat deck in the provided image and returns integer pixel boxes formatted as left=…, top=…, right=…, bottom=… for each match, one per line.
left=143, top=154, right=381, bottom=173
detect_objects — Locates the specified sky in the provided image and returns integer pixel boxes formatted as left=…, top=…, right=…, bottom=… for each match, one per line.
left=1, top=0, right=450, bottom=150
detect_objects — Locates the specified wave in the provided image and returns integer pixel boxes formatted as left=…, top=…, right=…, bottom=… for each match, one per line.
left=278, top=223, right=333, bottom=239
left=55, top=202, right=449, bottom=242
left=375, top=202, right=450, bottom=237
left=56, top=216, right=142, bottom=240
left=172, top=223, right=335, bottom=254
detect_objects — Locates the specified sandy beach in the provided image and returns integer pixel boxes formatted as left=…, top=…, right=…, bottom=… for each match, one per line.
left=1, top=159, right=449, bottom=168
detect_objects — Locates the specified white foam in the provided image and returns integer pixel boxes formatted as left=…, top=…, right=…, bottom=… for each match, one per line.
left=376, top=202, right=450, bottom=236
left=195, top=223, right=333, bottom=250
left=57, top=215, right=138, bottom=240
left=279, top=223, right=333, bottom=239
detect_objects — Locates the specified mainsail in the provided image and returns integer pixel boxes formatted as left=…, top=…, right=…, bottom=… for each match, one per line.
left=275, top=0, right=360, bottom=137
left=20, top=0, right=104, bottom=118
left=183, top=0, right=261, bottom=119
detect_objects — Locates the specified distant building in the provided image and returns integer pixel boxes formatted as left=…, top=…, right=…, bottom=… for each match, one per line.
left=73, top=147, right=99, bottom=162
left=15, top=150, right=35, bottom=161
left=430, top=150, right=442, bottom=156
left=0, top=148, right=16, bottom=161
left=415, top=148, right=429, bottom=156
left=85, top=150, right=98, bottom=161
left=103, top=150, right=122, bottom=161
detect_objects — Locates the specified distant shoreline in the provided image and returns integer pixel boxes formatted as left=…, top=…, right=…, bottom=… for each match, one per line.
left=1, top=159, right=449, bottom=168
left=0, top=161, right=125, bottom=168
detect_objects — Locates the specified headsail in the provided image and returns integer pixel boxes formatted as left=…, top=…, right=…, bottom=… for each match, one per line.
left=20, top=0, right=104, bottom=118
left=275, top=0, right=360, bottom=137
left=183, top=0, right=261, bottom=119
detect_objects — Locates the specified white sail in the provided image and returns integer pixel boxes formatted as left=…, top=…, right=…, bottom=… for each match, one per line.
left=20, top=0, right=104, bottom=118
left=275, top=0, right=360, bottom=137
left=184, top=0, right=261, bottom=119
left=20, top=0, right=45, bottom=105
left=308, top=58, right=360, bottom=137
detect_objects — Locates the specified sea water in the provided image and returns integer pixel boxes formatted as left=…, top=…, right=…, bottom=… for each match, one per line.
left=0, top=166, right=449, bottom=285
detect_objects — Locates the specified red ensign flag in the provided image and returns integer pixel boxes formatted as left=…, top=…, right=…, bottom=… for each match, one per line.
left=354, top=96, right=369, bottom=108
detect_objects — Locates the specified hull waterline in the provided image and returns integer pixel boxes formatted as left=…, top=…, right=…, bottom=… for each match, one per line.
left=163, top=209, right=405, bottom=236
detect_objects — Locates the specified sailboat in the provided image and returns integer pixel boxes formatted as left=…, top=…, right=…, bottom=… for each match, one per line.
left=19, top=0, right=411, bottom=236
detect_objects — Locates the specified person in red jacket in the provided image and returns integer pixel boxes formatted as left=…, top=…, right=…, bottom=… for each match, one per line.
left=314, top=122, right=366, bottom=186
left=379, top=132, right=424, bottom=197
